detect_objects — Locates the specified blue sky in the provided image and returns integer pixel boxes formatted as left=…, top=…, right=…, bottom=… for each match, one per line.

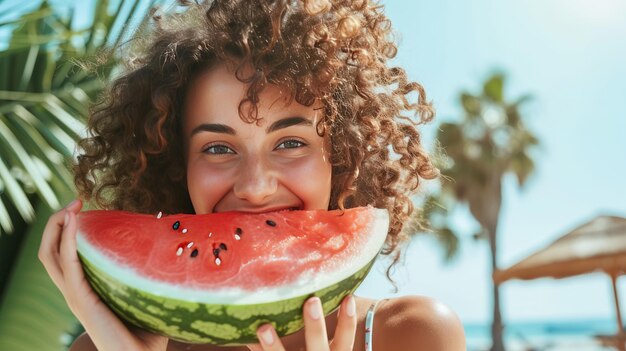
left=357, top=0, right=626, bottom=324
left=3, top=0, right=625, bottom=326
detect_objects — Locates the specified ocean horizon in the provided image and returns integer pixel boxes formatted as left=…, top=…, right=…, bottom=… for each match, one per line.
left=464, top=318, right=620, bottom=350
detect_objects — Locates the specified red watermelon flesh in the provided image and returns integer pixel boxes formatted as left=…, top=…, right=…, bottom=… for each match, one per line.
left=76, top=207, right=388, bottom=303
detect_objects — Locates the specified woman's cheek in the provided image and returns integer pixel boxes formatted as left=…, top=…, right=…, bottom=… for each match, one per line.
left=281, top=153, right=332, bottom=209
left=187, top=161, right=234, bottom=214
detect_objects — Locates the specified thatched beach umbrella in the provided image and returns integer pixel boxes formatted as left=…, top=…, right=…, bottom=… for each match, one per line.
left=494, top=215, right=626, bottom=349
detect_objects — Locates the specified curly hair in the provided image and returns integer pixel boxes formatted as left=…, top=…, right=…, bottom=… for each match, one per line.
left=74, top=0, right=438, bottom=284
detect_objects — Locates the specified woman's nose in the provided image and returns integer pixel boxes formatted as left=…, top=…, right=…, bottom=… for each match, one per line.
left=232, top=156, right=278, bottom=204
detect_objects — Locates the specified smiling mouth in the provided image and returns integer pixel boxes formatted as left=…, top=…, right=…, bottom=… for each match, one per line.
left=269, top=207, right=300, bottom=213
left=235, top=206, right=301, bottom=214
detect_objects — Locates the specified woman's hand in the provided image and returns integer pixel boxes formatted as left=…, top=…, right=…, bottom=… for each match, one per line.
left=247, top=295, right=357, bottom=351
left=38, top=199, right=169, bottom=351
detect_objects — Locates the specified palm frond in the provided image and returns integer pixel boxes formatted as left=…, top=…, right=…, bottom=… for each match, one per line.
left=483, top=73, right=504, bottom=103
left=0, top=116, right=60, bottom=209
left=0, top=0, right=161, bottom=234
left=419, top=73, right=538, bottom=264
left=0, top=146, right=35, bottom=226
left=0, top=1, right=161, bottom=350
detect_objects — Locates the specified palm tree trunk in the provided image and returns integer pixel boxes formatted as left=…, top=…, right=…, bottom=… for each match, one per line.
left=489, top=220, right=505, bottom=351
left=467, top=172, right=507, bottom=351
left=487, top=176, right=505, bottom=351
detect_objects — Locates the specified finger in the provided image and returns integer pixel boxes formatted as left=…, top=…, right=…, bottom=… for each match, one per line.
left=39, top=211, right=67, bottom=262
left=61, top=200, right=83, bottom=272
left=39, top=199, right=82, bottom=261
left=304, top=296, right=330, bottom=351
left=58, top=209, right=93, bottom=311
left=330, top=295, right=357, bottom=351
left=65, top=199, right=83, bottom=213
left=256, top=324, right=286, bottom=351
left=57, top=209, right=104, bottom=320
left=39, top=228, right=63, bottom=290
left=59, top=211, right=84, bottom=283
left=39, top=211, right=72, bottom=292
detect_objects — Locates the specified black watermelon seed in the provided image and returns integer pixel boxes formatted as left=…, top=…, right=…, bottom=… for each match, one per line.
left=213, top=248, right=220, bottom=257
left=235, top=227, right=243, bottom=235
left=172, top=221, right=180, bottom=230
left=266, top=220, right=276, bottom=227
left=219, top=243, right=227, bottom=251
left=191, top=249, right=199, bottom=258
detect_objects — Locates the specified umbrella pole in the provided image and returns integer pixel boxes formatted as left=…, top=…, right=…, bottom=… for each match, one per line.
left=611, top=272, right=625, bottom=351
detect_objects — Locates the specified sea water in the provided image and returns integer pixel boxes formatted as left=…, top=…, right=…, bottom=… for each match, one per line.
left=465, top=318, right=620, bottom=351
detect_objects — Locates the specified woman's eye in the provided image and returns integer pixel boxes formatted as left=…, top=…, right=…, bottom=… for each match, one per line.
left=276, top=139, right=306, bottom=150
left=203, top=144, right=235, bottom=155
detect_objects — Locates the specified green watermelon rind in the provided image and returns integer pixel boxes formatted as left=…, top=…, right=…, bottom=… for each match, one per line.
left=76, top=208, right=389, bottom=305
left=79, top=253, right=376, bottom=345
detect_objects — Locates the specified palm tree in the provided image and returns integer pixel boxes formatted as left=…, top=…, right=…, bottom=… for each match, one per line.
left=424, top=73, right=539, bottom=351
left=0, top=1, right=158, bottom=349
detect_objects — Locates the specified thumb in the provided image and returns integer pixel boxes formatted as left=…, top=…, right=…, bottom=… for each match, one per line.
left=65, top=199, right=83, bottom=214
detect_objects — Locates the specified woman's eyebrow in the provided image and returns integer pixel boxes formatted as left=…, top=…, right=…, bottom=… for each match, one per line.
left=190, top=123, right=236, bottom=136
left=190, top=116, right=312, bottom=137
left=266, top=116, right=312, bottom=133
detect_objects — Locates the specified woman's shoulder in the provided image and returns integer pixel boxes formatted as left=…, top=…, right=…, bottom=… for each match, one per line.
left=365, top=295, right=466, bottom=351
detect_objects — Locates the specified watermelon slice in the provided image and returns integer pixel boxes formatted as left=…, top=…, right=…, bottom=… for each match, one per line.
left=76, top=206, right=388, bottom=345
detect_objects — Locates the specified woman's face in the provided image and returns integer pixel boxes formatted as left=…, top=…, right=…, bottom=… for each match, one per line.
left=182, top=65, right=332, bottom=214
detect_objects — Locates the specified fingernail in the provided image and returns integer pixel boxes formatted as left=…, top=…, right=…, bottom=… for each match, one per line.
left=308, top=297, right=321, bottom=320
left=65, top=199, right=78, bottom=209
left=346, top=296, right=356, bottom=317
left=64, top=211, right=70, bottom=228
left=260, top=327, right=274, bottom=345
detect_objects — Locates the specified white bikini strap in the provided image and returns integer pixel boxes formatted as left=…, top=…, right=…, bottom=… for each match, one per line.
left=364, top=299, right=382, bottom=351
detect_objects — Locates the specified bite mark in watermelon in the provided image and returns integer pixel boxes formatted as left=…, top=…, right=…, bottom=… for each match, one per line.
left=76, top=206, right=388, bottom=345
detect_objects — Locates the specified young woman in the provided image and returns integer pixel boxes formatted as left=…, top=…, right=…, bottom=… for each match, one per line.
left=39, top=1, right=466, bottom=350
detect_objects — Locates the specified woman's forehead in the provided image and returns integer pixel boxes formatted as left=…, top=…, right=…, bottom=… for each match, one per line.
left=183, top=65, right=322, bottom=130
